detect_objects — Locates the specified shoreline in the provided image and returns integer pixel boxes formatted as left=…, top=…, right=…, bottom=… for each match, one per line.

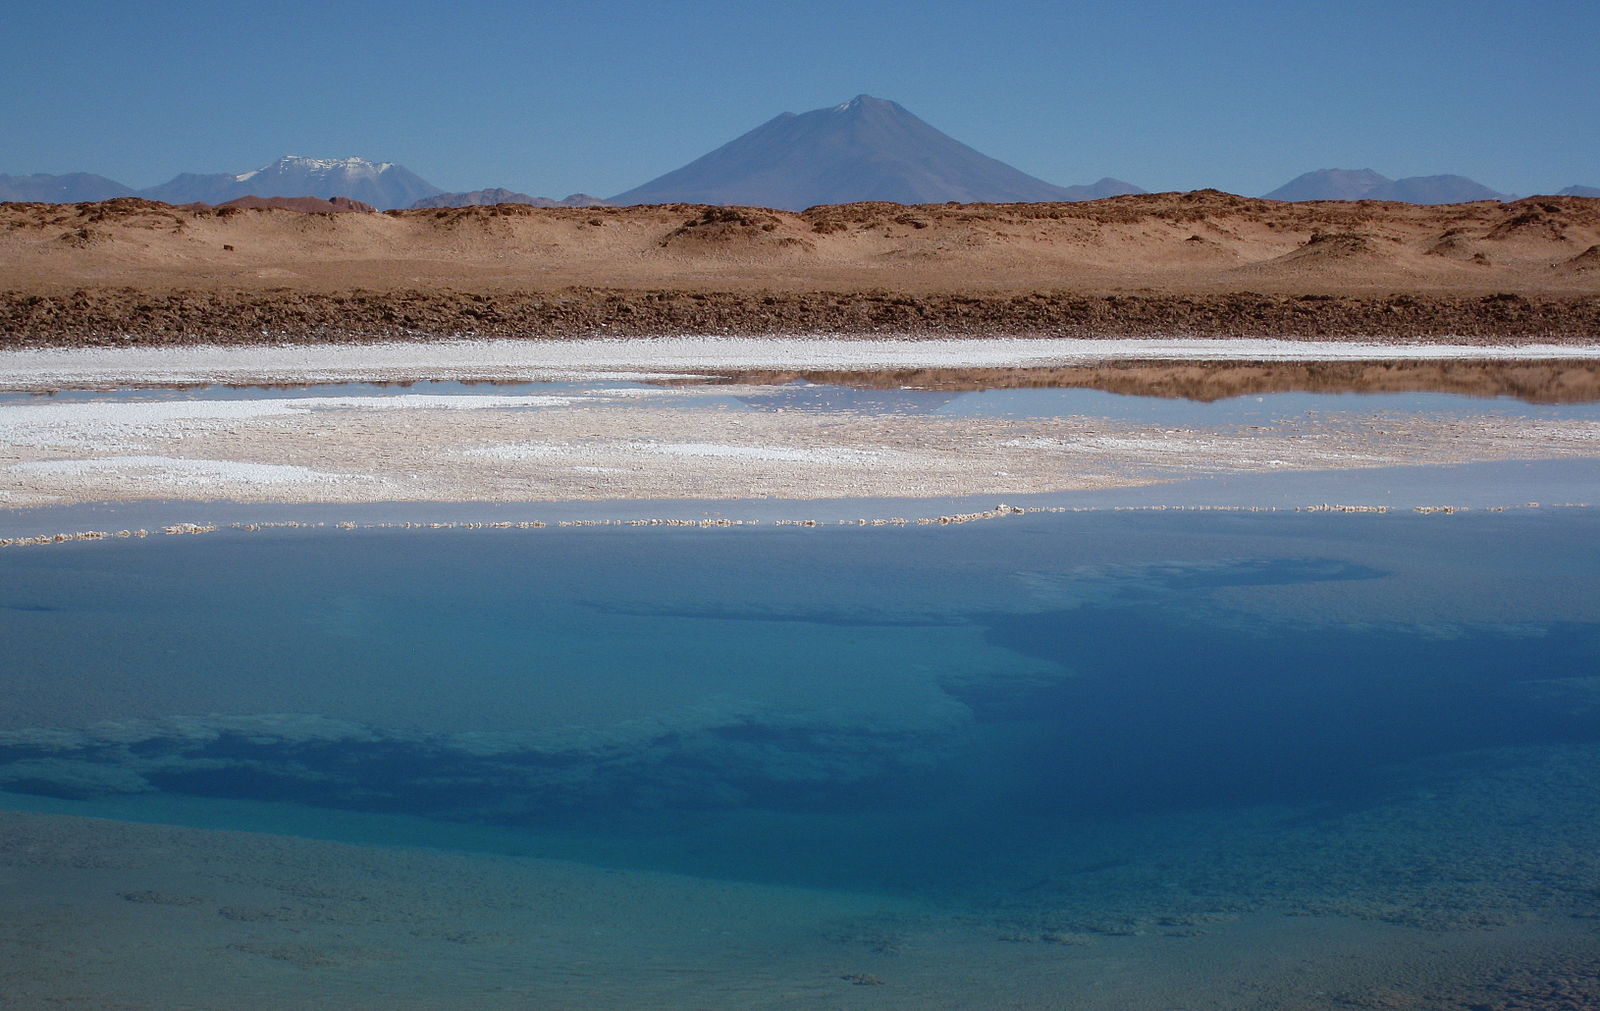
left=2, top=339, right=1595, bottom=534
left=6, top=335, right=1600, bottom=390
left=4, top=459, right=1596, bottom=548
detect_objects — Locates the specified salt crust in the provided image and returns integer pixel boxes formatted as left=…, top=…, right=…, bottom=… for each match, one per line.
left=2, top=352, right=1595, bottom=510
left=468, top=442, right=887, bottom=465
left=7, top=456, right=352, bottom=486
left=4, top=394, right=578, bottom=427
left=3, top=337, right=1599, bottom=390
left=2, top=394, right=581, bottom=449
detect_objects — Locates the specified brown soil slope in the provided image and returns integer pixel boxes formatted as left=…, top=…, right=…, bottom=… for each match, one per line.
left=2, top=192, right=1598, bottom=344
left=209, top=195, right=377, bottom=214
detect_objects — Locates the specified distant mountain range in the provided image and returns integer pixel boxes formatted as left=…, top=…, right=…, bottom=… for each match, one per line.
left=0, top=161, right=609, bottom=211
left=412, top=188, right=612, bottom=208
left=139, top=156, right=444, bottom=210
left=609, top=95, right=1145, bottom=209
left=0, top=172, right=136, bottom=203
left=1261, top=169, right=1514, bottom=204
left=0, top=156, right=441, bottom=210
left=4, top=112, right=1599, bottom=212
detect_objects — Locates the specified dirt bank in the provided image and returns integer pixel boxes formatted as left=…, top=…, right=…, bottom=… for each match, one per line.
left=2, top=287, right=1598, bottom=347
left=3, top=192, right=1598, bottom=346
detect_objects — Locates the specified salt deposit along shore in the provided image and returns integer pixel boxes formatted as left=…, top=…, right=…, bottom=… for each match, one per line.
left=5, top=336, right=1600, bottom=389
left=0, top=338, right=1598, bottom=533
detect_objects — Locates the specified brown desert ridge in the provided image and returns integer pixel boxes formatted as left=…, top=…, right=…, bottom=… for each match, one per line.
left=2, top=190, right=1598, bottom=347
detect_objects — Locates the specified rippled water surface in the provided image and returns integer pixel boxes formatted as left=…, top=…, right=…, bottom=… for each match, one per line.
left=3, top=512, right=1599, bottom=1007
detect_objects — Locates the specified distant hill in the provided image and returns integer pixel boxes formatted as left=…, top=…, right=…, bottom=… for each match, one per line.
left=1560, top=185, right=1600, bottom=198
left=139, top=172, right=246, bottom=206
left=1262, top=169, right=1392, bottom=202
left=1055, top=177, right=1146, bottom=201
left=1364, top=175, right=1509, bottom=204
left=139, top=156, right=442, bottom=210
left=1263, top=169, right=1510, bottom=204
left=210, top=195, right=376, bottom=213
left=8, top=193, right=1600, bottom=346
left=0, top=172, right=136, bottom=203
left=610, top=94, right=1143, bottom=209
left=412, top=188, right=613, bottom=209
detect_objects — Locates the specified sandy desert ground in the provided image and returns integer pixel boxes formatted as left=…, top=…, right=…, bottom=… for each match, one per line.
left=1, top=192, right=1597, bottom=344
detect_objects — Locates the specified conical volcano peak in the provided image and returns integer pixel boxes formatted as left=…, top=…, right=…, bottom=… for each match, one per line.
left=611, top=96, right=1144, bottom=209
left=834, top=94, right=893, bottom=113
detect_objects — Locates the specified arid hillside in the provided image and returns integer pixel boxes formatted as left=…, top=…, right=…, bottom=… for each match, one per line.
left=7, top=190, right=1600, bottom=292
left=2, top=192, right=1597, bottom=344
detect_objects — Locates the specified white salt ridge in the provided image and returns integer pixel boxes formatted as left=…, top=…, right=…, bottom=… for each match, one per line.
left=8, top=456, right=350, bottom=486
left=3, top=337, right=1598, bottom=390
left=640, top=443, right=884, bottom=464
left=1003, top=434, right=1386, bottom=464
left=304, top=394, right=578, bottom=410
left=469, top=442, right=885, bottom=465
left=3, top=394, right=576, bottom=424
left=2, top=394, right=578, bottom=449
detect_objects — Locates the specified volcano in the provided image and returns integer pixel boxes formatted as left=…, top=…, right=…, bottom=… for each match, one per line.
left=609, top=95, right=1142, bottom=209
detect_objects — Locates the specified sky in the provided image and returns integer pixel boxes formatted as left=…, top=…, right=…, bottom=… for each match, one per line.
left=4, top=0, right=1596, bottom=198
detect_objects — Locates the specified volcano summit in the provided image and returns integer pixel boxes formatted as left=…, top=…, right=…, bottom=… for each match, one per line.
left=609, top=95, right=1142, bottom=210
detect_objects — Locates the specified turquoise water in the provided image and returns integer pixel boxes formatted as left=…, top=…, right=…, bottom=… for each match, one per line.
left=3, top=512, right=1599, bottom=1005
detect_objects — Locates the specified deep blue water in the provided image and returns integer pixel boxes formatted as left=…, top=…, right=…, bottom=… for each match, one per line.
left=3, top=512, right=1599, bottom=923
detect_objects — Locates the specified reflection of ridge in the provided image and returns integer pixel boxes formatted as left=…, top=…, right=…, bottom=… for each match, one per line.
left=732, top=381, right=959, bottom=415
left=663, top=360, right=1600, bottom=404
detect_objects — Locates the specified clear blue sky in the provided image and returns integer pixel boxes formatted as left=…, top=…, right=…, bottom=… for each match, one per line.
left=5, top=0, right=1596, bottom=197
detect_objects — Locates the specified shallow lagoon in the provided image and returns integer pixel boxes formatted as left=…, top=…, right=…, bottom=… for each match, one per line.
left=11, top=375, right=1600, bottom=428
left=3, top=511, right=1599, bottom=1007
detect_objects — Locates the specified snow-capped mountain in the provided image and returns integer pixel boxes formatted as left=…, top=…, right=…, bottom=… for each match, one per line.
left=138, top=156, right=443, bottom=209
